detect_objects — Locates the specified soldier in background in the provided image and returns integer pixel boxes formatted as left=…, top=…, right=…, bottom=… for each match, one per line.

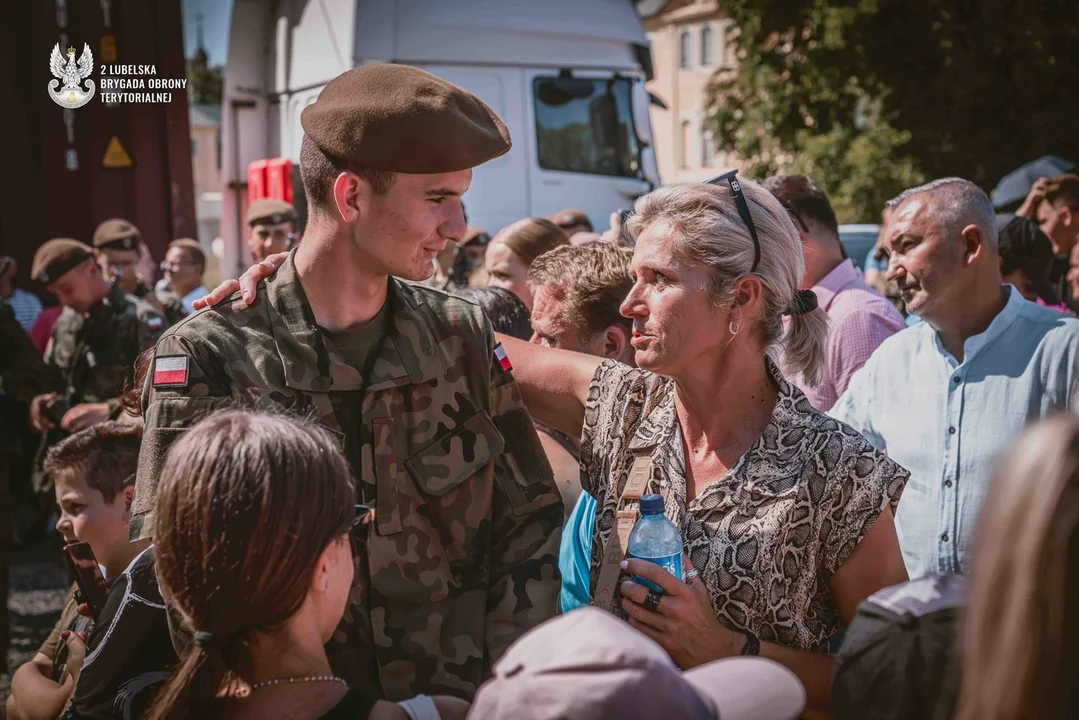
left=0, top=285, right=61, bottom=672
left=246, top=197, right=300, bottom=262
left=27, top=240, right=165, bottom=495
left=141, top=64, right=563, bottom=701
left=92, top=218, right=186, bottom=326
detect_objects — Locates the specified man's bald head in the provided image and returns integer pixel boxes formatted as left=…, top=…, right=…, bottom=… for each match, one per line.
left=892, top=177, right=997, bottom=250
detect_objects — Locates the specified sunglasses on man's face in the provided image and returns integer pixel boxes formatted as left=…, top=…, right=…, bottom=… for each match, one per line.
left=705, top=169, right=762, bottom=272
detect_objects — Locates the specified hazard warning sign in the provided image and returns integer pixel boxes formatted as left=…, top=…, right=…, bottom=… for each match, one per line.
left=101, top=136, right=133, bottom=169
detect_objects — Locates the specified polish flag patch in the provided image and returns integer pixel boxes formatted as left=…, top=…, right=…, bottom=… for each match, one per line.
left=494, top=343, right=512, bottom=373
left=146, top=316, right=164, bottom=331
left=152, top=356, right=190, bottom=388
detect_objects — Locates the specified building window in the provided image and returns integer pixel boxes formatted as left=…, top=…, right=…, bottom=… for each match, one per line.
left=700, top=25, right=714, bottom=66
left=701, top=128, right=717, bottom=167
left=679, top=30, right=691, bottom=69
left=680, top=120, right=692, bottom=169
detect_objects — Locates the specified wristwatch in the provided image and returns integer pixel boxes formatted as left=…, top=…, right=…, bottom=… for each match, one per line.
left=739, top=631, right=760, bottom=656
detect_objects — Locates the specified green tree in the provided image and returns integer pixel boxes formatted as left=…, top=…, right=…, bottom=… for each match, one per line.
left=186, top=47, right=223, bottom=105
left=707, top=0, right=1079, bottom=220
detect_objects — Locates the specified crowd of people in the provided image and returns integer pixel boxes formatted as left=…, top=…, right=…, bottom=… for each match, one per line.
left=3, top=61, right=1079, bottom=719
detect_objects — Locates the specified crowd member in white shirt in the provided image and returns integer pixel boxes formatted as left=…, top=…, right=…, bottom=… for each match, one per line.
left=831, top=177, right=1079, bottom=579
left=160, top=239, right=208, bottom=314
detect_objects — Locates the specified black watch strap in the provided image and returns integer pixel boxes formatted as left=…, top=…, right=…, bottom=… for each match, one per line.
left=740, top=631, right=761, bottom=656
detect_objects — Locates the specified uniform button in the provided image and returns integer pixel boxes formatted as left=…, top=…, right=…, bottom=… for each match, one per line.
left=948, top=426, right=956, bottom=434
left=953, top=376, right=961, bottom=384
left=941, top=532, right=949, bottom=542
left=945, top=480, right=953, bottom=488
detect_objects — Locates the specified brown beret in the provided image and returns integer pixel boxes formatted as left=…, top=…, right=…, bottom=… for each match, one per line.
left=32, top=238, right=94, bottom=285
left=247, top=198, right=298, bottom=227
left=548, top=209, right=593, bottom=231
left=93, top=218, right=142, bottom=251
left=300, top=64, right=511, bottom=174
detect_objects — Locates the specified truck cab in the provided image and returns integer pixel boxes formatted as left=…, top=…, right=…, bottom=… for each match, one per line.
left=222, top=0, right=658, bottom=276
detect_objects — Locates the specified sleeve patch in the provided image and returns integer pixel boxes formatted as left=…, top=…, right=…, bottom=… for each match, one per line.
left=494, top=343, right=513, bottom=372
left=147, top=316, right=164, bottom=331
left=152, top=355, right=189, bottom=388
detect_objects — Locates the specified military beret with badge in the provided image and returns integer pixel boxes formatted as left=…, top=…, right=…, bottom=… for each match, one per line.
left=32, top=238, right=94, bottom=285
left=246, top=198, right=298, bottom=228
left=300, top=63, right=512, bottom=174
left=93, top=218, right=142, bottom=252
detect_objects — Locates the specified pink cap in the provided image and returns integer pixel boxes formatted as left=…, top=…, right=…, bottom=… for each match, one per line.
left=469, top=607, right=805, bottom=720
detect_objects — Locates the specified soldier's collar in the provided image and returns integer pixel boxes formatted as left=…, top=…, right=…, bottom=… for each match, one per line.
left=265, top=253, right=447, bottom=392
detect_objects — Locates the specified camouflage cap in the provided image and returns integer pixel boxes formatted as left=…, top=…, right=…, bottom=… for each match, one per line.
left=32, top=238, right=94, bottom=285
left=300, top=64, right=511, bottom=174
left=93, top=218, right=142, bottom=251
left=246, top=198, right=298, bottom=227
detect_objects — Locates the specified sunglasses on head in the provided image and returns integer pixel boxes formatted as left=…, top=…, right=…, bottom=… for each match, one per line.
left=705, top=169, right=762, bottom=273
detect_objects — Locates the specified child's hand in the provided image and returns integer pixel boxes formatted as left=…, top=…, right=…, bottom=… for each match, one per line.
left=61, top=630, right=89, bottom=685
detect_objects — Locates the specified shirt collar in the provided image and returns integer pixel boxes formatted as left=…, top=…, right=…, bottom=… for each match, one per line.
left=932, top=285, right=1023, bottom=364
left=626, top=356, right=812, bottom=454
left=812, top=259, right=861, bottom=310
left=264, top=251, right=447, bottom=392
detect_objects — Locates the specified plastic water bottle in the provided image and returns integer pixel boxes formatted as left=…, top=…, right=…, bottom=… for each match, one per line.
left=627, top=494, right=683, bottom=593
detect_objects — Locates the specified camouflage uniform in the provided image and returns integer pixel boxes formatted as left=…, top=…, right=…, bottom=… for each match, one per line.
left=34, top=283, right=165, bottom=490
left=0, top=300, right=59, bottom=671
left=133, top=279, right=187, bottom=327
left=131, top=253, right=563, bottom=700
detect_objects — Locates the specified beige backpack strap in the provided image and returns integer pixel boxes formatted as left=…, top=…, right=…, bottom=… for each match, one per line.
left=592, top=455, right=652, bottom=611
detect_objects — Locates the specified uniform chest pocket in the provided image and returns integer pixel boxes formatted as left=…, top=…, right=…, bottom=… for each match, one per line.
left=394, top=412, right=504, bottom=568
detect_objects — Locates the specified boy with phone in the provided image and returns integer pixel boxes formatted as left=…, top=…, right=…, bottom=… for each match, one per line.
left=5, top=422, right=147, bottom=720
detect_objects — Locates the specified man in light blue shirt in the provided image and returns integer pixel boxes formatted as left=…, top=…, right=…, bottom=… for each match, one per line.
left=831, top=178, right=1079, bottom=579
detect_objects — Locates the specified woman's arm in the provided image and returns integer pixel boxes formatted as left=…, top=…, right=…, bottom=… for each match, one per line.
left=828, top=506, right=908, bottom=625
left=7, top=653, right=75, bottom=720
left=495, top=334, right=602, bottom=439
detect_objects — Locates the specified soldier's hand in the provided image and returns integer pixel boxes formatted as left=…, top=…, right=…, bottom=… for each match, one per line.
left=30, top=392, right=58, bottom=433
left=192, top=252, right=288, bottom=310
left=61, top=402, right=112, bottom=432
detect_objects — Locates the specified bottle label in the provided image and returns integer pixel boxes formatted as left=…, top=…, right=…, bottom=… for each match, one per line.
left=627, top=551, right=682, bottom=594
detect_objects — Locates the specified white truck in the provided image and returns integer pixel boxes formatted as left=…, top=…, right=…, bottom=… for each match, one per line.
left=220, top=0, right=659, bottom=275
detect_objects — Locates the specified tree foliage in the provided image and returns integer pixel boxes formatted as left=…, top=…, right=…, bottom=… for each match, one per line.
left=707, top=0, right=1079, bottom=221
left=186, top=48, right=223, bottom=105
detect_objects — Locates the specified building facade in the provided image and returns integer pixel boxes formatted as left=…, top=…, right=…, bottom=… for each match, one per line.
left=641, top=0, right=737, bottom=184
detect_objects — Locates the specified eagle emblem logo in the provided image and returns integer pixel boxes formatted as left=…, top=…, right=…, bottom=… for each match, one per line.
left=48, top=42, right=96, bottom=109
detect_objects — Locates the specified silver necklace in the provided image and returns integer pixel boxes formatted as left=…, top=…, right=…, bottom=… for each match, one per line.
left=248, top=675, right=349, bottom=692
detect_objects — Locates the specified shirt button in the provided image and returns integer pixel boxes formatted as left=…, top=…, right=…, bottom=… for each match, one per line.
left=948, top=426, right=956, bottom=434
left=945, top=480, right=953, bottom=488
left=953, top=376, right=961, bottom=384
left=941, top=532, right=949, bottom=542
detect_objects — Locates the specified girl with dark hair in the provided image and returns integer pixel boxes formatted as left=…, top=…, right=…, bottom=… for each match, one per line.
left=146, top=410, right=468, bottom=720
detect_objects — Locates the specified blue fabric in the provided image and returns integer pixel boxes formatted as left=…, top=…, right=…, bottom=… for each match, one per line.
left=831, top=286, right=1079, bottom=578
left=863, top=247, right=887, bottom=274
left=905, top=313, right=921, bottom=327
left=559, top=492, right=597, bottom=612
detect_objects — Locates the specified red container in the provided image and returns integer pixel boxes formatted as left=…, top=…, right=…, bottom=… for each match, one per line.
left=247, top=159, right=269, bottom=204
left=266, top=157, right=294, bottom=205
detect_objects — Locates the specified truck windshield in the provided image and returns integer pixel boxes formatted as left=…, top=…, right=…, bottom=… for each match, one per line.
left=533, top=76, right=641, bottom=179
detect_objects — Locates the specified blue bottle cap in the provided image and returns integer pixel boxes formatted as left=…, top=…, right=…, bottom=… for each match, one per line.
left=639, top=493, right=664, bottom=515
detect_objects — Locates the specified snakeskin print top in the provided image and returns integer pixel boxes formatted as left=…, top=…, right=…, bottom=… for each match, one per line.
left=581, top=358, right=909, bottom=651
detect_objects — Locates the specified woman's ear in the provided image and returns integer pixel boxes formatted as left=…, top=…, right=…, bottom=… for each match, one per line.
left=311, top=542, right=335, bottom=596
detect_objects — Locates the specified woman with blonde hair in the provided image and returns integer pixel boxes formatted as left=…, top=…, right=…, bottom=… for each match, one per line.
left=495, top=173, right=909, bottom=716
left=483, top=217, right=570, bottom=309
left=146, top=410, right=468, bottom=720
left=956, top=415, right=1079, bottom=720
left=197, top=173, right=911, bottom=716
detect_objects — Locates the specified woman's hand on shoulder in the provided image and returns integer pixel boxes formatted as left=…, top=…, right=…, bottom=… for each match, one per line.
left=192, top=253, right=288, bottom=310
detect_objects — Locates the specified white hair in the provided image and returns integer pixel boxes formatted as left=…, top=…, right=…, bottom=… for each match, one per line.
left=625, top=180, right=829, bottom=386
left=893, top=177, right=998, bottom=247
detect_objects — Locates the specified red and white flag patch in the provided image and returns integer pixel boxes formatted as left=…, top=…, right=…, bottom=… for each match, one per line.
left=494, top=343, right=512, bottom=372
left=152, top=356, right=190, bottom=388
left=146, top=316, right=164, bottom=331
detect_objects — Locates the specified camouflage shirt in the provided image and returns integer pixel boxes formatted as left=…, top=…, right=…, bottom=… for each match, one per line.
left=131, top=253, right=563, bottom=700
left=45, top=282, right=166, bottom=417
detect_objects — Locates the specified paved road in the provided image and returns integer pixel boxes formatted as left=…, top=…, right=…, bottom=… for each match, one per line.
left=1, top=548, right=68, bottom=717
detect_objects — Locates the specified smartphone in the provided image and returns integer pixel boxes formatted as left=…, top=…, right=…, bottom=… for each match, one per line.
left=62, top=542, right=110, bottom=619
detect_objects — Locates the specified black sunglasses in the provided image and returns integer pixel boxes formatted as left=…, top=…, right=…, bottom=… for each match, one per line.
left=705, top=169, right=761, bottom=272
